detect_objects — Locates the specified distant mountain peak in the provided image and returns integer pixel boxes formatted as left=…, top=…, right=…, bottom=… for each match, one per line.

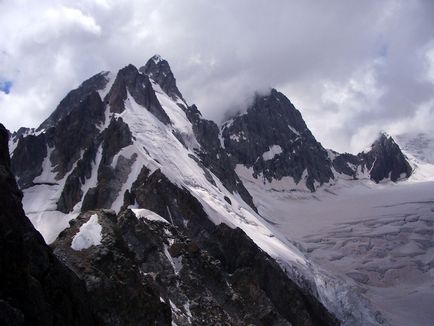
left=361, top=132, right=412, bottom=182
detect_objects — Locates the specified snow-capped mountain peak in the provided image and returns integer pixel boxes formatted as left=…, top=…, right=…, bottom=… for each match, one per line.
left=8, top=55, right=421, bottom=325
left=139, top=54, right=184, bottom=101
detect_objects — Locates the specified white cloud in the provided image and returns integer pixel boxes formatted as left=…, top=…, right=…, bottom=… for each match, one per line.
left=44, top=6, right=102, bottom=36
left=0, top=0, right=433, bottom=153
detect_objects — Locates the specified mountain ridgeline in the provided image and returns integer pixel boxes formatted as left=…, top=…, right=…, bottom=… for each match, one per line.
left=3, top=54, right=412, bottom=325
left=221, top=89, right=412, bottom=191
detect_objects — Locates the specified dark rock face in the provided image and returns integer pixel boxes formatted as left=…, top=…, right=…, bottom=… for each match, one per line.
left=12, top=89, right=107, bottom=193
left=222, top=89, right=334, bottom=191
left=49, top=91, right=106, bottom=180
left=140, top=54, right=184, bottom=101
left=185, top=104, right=257, bottom=212
left=57, top=143, right=99, bottom=213
left=130, top=166, right=214, bottom=237
left=331, top=152, right=361, bottom=179
left=10, top=127, right=33, bottom=147
left=11, top=133, right=47, bottom=189
left=0, top=124, right=96, bottom=326
left=105, top=64, right=171, bottom=125
left=197, top=224, right=339, bottom=326
left=100, top=117, right=133, bottom=165
left=81, top=118, right=135, bottom=211
left=359, top=133, right=413, bottom=182
left=37, top=72, right=109, bottom=132
left=82, top=154, right=136, bottom=211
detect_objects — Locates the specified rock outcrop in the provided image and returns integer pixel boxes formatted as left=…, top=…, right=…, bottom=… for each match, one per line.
left=11, top=133, right=47, bottom=189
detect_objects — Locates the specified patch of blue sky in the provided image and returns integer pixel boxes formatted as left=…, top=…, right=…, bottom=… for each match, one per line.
left=0, top=80, right=13, bottom=94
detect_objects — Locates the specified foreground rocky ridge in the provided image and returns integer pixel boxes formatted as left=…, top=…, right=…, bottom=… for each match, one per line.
left=54, top=208, right=338, bottom=325
left=0, top=124, right=96, bottom=326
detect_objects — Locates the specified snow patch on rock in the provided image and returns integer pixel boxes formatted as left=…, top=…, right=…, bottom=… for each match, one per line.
left=262, top=145, right=283, bottom=161
left=288, top=124, right=300, bottom=136
left=71, top=214, right=102, bottom=250
left=131, top=208, right=169, bottom=224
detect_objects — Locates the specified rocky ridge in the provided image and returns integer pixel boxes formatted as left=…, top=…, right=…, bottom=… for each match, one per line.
left=221, top=90, right=412, bottom=192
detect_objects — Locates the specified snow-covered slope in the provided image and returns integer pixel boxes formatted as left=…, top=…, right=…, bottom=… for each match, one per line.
left=395, top=132, right=434, bottom=181
left=396, top=132, right=434, bottom=164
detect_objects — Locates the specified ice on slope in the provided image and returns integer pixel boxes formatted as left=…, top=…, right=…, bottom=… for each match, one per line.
left=151, top=81, right=199, bottom=150
left=394, top=132, right=434, bottom=182
left=396, top=132, right=434, bottom=164
left=71, top=214, right=102, bottom=250
left=22, top=146, right=80, bottom=244
left=238, top=163, right=434, bottom=326
left=288, top=124, right=300, bottom=136
left=97, top=71, right=115, bottom=100
left=131, top=208, right=170, bottom=224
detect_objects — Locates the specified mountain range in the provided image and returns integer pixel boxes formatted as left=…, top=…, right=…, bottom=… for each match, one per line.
left=1, top=55, right=421, bottom=325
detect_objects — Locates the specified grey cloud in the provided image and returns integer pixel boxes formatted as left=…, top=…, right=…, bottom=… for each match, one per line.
left=0, top=0, right=433, bottom=153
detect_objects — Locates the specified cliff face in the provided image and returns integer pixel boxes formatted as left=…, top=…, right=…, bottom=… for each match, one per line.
left=0, top=123, right=95, bottom=326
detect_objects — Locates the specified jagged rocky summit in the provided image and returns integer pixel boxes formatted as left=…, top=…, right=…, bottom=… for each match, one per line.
left=4, top=54, right=413, bottom=325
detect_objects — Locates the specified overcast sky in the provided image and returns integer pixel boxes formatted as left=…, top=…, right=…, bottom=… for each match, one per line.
left=1, top=0, right=433, bottom=153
